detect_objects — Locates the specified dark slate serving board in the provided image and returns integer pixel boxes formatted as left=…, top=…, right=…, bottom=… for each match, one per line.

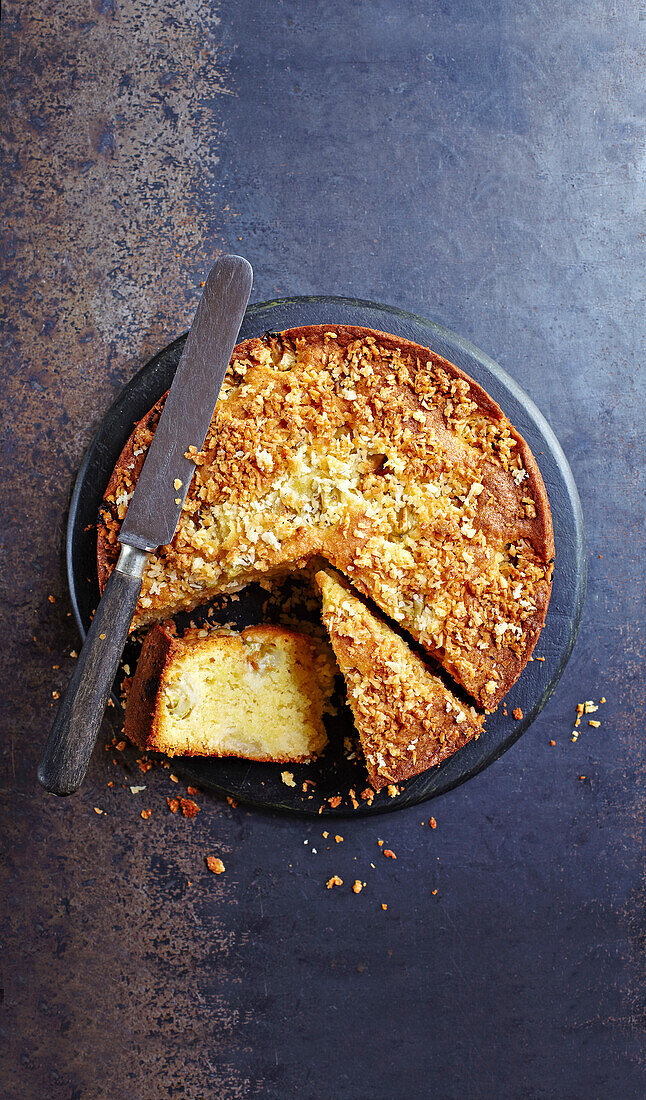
left=67, top=296, right=586, bottom=816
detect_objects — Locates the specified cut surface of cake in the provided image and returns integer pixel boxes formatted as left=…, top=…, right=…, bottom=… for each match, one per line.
left=124, top=623, right=335, bottom=760
left=316, top=569, right=484, bottom=790
left=99, top=325, right=554, bottom=709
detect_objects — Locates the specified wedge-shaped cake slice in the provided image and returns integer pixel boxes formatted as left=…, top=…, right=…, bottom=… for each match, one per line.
left=316, top=569, right=484, bottom=790
left=125, top=623, right=334, bottom=760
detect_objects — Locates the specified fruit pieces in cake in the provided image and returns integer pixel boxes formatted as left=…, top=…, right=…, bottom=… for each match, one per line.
left=124, top=622, right=335, bottom=761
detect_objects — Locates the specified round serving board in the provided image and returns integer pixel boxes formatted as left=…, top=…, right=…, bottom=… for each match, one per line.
left=67, top=296, right=586, bottom=816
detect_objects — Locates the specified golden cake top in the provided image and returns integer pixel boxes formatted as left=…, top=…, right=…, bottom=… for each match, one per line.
left=98, top=324, right=553, bottom=709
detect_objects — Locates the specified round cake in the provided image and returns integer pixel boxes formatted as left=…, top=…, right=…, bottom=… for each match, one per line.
left=97, top=325, right=554, bottom=711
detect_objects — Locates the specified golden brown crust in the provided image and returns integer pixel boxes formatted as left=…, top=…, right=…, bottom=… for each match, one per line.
left=316, top=568, right=484, bottom=790
left=123, top=620, right=176, bottom=752
left=99, top=324, right=554, bottom=709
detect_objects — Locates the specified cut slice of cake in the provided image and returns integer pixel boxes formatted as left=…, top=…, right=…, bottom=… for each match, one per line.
left=124, top=622, right=335, bottom=760
left=315, top=569, right=484, bottom=790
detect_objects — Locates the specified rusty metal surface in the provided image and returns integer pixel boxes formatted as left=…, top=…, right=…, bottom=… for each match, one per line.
left=1, top=1, right=644, bottom=1097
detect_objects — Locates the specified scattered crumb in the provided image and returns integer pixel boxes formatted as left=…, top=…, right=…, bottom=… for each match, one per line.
left=70, top=650, right=78, bottom=658
left=93, top=807, right=103, bottom=815
left=326, top=875, right=343, bottom=889
left=107, top=781, right=114, bottom=788
left=352, top=880, right=363, bottom=894
left=99, top=633, right=106, bottom=640
left=187, top=786, right=199, bottom=795
left=167, top=797, right=180, bottom=814
left=129, top=785, right=146, bottom=794
left=328, top=795, right=342, bottom=808
left=322, top=831, right=329, bottom=838
left=387, top=785, right=399, bottom=798
left=549, top=739, right=556, bottom=746
left=579, top=776, right=586, bottom=781
left=381, top=903, right=387, bottom=911
left=535, top=656, right=545, bottom=662
left=334, top=835, right=343, bottom=844
left=48, top=595, right=55, bottom=604
left=170, top=774, right=179, bottom=783
left=513, top=707, right=523, bottom=720
left=600, top=696, right=606, bottom=704
left=281, top=770, right=296, bottom=787
left=115, top=741, right=126, bottom=751
left=138, top=759, right=152, bottom=773
left=432, top=889, right=438, bottom=896
left=377, top=839, right=384, bottom=847
left=429, top=817, right=437, bottom=829
left=141, top=809, right=152, bottom=820
left=52, top=690, right=60, bottom=700
left=206, top=855, right=225, bottom=874
left=174, top=478, right=182, bottom=490
left=226, top=796, right=238, bottom=808
left=179, top=798, right=200, bottom=819
left=383, top=849, right=396, bottom=860
left=571, top=732, right=579, bottom=742
left=360, top=788, right=375, bottom=804
left=589, top=719, right=601, bottom=728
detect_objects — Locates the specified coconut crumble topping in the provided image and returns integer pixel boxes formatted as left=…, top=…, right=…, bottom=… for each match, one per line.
left=99, top=326, right=553, bottom=710
left=317, top=569, right=484, bottom=791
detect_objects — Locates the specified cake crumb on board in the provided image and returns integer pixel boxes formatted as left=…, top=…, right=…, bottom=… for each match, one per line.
left=179, top=798, right=200, bottom=819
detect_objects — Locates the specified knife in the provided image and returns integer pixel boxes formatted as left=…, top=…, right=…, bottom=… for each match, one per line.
left=38, top=254, right=253, bottom=796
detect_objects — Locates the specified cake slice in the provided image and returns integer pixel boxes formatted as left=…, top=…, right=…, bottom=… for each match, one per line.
left=316, top=569, right=484, bottom=790
left=124, top=622, right=334, bottom=760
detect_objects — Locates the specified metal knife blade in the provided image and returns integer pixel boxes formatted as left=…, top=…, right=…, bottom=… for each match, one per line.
left=120, top=253, right=253, bottom=551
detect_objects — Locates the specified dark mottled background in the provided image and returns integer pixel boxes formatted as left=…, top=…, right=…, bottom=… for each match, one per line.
left=1, top=2, right=644, bottom=1097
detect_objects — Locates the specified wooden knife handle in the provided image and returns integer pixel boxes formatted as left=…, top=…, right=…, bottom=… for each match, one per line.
left=38, top=550, right=146, bottom=796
